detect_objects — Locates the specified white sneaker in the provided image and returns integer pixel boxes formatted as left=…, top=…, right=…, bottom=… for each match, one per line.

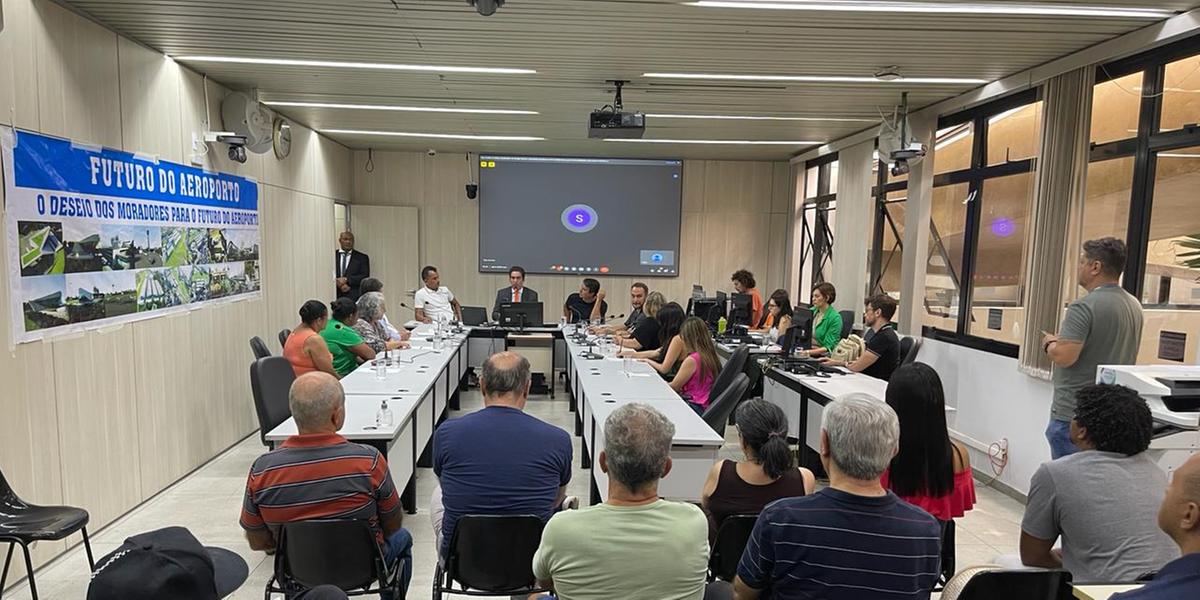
left=561, top=495, right=580, bottom=511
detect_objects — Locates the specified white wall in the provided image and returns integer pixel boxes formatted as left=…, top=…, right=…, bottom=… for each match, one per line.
left=0, top=0, right=350, bottom=584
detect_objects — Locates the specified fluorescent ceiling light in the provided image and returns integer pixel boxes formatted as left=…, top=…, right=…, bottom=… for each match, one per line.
left=264, top=101, right=538, bottom=115
left=686, top=1, right=1172, bottom=19
left=645, top=113, right=875, bottom=122
left=644, top=72, right=988, bottom=84
left=605, top=139, right=820, bottom=145
left=321, top=129, right=544, bottom=141
left=173, top=56, right=535, bottom=75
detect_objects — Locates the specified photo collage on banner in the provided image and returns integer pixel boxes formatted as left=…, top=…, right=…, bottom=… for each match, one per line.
left=2, top=128, right=261, bottom=343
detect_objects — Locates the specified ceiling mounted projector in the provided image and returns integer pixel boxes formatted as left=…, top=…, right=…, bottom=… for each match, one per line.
left=467, top=0, right=504, bottom=16
left=589, top=80, right=646, bottom=139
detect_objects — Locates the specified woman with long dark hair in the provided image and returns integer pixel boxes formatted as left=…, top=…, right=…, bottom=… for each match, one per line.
left=701, top=399, right=814, bottom=540
left=882, top=362, right=976, bottom=521
left=619, top=302, right=686, bottom=375
left=752, top=288, right=794, bottom=338
left=670, top=317, right=723, bottom=413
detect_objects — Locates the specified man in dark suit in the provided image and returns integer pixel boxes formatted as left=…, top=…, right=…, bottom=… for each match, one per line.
left=335, top=231, right=370, bottom=301
left=493, top=265, right=539, bottom=316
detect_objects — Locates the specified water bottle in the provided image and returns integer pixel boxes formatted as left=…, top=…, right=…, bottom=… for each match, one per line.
left=377, top=399, right=394, bottom=428
left=717, top=316, right=728, bottom=335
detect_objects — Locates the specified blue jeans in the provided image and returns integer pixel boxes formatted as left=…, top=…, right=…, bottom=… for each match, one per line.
left=382, top=528, right=413, bottom=600
left=1045, top=419, right=1079, bottom=460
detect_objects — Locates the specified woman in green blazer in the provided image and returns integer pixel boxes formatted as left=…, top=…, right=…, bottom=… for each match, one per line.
left=809, top=282, right=844, bottom=355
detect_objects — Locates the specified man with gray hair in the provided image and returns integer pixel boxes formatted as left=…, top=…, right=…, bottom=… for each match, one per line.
left=734, top=394, right=941, bottom=600
left=1040, top=237, right=1143, bottom=458
left=240, top=372, right=411, bottom=597
left=533, top=403, right=709, bottom=599
left=431, top=352, right=573, bottom=559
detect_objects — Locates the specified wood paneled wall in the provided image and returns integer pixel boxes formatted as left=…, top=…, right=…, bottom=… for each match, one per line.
left=350, top=151, right=795, bottom=322
left=0, top=0, right=350, bottom=582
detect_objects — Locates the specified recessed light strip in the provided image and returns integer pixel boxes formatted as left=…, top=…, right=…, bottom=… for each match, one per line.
left=173, top=56, right=536, bottom=75
left=645, top=113, right=875, bottom=122
left=321, top=129, right=544, bottom=141
left=644, top=72, right=988, bottom=84
left=687, top=1, right=1172, bottom=19
left=605, top=139, right=820, bottom=145
left=265, top=101, right=538, bottom=115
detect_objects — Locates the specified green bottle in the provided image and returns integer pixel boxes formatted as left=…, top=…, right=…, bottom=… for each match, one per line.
left=717, top=316, right=727, bottom=334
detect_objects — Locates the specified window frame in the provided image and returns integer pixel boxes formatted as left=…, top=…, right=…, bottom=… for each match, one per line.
left=868, top=159, right=909, bottom=297
left=800, top=153, right=839, bottom=289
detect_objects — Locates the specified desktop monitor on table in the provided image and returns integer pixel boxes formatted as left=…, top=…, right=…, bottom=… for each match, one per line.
left=498, top=302, right=544, bottom=328
left=729, top=293, right=753, bottom=327
left=789, top=309, right=814, bottom=350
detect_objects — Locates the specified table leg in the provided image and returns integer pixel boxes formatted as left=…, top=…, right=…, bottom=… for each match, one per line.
left=401, top=475, right=417, bottom=515
left=581, top=436, right=591, bottom=469
left=589, top=476, right=601, bottom=506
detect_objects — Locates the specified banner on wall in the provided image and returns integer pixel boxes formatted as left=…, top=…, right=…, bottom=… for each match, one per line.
left=1, top=127, right=261, bottom=344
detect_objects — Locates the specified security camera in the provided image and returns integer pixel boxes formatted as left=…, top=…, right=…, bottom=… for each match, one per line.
left=427, top=148, right=438, bottom=156
left=890, top=160, right=910, bottom=178
left=466, top=183, right=479, bottom=200
left=467, top=0, right=504, bottom=16
left=228, top=144, right=247, bottom=164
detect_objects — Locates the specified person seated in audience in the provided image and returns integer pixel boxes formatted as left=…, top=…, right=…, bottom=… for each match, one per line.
left=1112, top=453, right=1200, bottom=600
left=283, top=300, right=337, bottom=377
left=431, top=352, right=573, bottom=559
left=493, top=265, right=539, bottom=315
left=533, top=403, right=709, bottom=599
left=240, top=372, right=411, bottom=597
left=671, top=316, right=722, bottom=415
left=321, top=297, right=375, bottom=377
left=620, top=302, right=686, bottom=376
left=881, top=362, right=975, bottom=522
left=702, top=400, right=815, bottom=542
left=359, top=278, right=410, bottom=342
left=821, top=293, right=901, bottom=381
left=596, top=282, right=649, bottom=336
left=353, top=292, right=410, bottom=354
left=806, top=282, right=844, bottom=356
left=563, top=277, right=608, bottom=323
left=617, top=291, right=664, bottom=351
left=1020, top=384, right=1176, bottom=582
left=734, top=394, right=941, bottom=600
left=751, top=289, right=793, bottom=341
left=414, top=265, right=462, bottom=324
left=730, top=269, right=764, bottom=327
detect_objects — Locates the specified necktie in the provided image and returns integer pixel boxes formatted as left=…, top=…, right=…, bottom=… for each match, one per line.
left=340, top=252, right=349, bottom=275
left=515, top=288, right=521, bottom=303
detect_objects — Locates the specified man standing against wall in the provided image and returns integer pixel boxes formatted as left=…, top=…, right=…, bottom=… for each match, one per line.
left=1040, top=237, right=1143, bottom=459
left=335, top=231, right=370, bottom=302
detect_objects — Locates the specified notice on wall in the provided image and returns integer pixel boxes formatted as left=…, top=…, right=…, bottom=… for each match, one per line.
left=2, top=127, right=260, bottom=344
left=1158, top=330, right=1187, bottom=363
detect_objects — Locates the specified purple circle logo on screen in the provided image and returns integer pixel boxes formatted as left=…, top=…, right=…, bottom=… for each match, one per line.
left=561, top=204, right=599, bottom=233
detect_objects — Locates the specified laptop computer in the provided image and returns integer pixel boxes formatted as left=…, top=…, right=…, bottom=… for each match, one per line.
left=460, top=306, right=488, bottom=326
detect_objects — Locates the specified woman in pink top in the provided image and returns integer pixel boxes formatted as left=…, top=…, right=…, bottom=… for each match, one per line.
left=670, top=317, right=721, bottom=415
left=881, top=362, right=976, bottom=521
left=283, top=300, right=337, bottom=378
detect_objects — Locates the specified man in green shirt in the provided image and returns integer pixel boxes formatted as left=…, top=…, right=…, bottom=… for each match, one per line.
left=321, top=297, right=375, bottom=377
left=1040, top=238, right=1143, bottom=459
left=533, top=403, right=709, bottom=600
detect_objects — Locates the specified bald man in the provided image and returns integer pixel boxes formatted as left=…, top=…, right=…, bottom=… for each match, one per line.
left=1112, top=454, right=1200, bottom=599
left=240, top=372, right=411, bottom=597
left=335, top=231, right=370, bottom=301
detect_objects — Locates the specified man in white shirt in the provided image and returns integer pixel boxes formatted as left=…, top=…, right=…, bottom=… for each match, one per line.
left=414, top=265, right=462, bottom=324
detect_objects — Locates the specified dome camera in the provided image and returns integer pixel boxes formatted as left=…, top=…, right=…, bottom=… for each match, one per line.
left=467, top=0, right=504, bottom=16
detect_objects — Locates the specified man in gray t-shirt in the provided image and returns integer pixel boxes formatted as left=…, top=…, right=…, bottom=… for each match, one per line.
left=1041, top=238, right=1143, bottom=459
left=1021, top=384, right=1176, bottom=582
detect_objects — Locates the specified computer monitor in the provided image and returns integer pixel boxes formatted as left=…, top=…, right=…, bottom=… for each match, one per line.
left=729, top=293, right=753, bottom=327
left=498, top=302, right=544, bottom=328
left=691, top=284, right=705, bottom=300
left=688, top=296, right=726, bottom=326
left=789, top=309, right=814, bottom=350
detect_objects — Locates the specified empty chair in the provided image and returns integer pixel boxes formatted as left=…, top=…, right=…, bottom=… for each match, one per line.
left=278, top=328, right=292, bottom=348
left=250, top=356, right=296, bottom=447
left=839, top=310, right=854, bottom=340
left=0, top=469, right=95, bottom=600
left=708, top=514, right=758, bottom=583
left=942, top=569, right=1073, bottom=600
left=266, top=519, right=407, bottom=598
left=701, top=373, right=750, bottom=436
left=900, top=336, right=922, bottom=365
left=250, top=335, right=271, bottom=360
left=433, top=514, right=549, bottom=599
left=710, top=345, right=749, bottom=403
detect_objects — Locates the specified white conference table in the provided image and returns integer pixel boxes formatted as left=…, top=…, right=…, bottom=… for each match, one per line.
left=763, top=365, right=888, bottom=467
left=264, top=324, right=471, bottom=513
left=562, top=326, right=725, bottom=504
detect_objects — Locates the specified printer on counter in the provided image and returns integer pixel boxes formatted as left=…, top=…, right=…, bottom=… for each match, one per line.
left=1097, top=364, right=1199, bottom=475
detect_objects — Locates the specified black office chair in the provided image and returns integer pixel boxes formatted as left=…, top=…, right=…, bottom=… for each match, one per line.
left=937, top=519, right=956, bottom=589
left=943, top=569, right=1073, bottom=600
left=0, top=468, right=95, bottom=600
left=278, top=328, right=292, bottom=349
left=250, top=336, right=271, bottom=360
left=251, top=356, right=296, bottom=447
left=839, top=310, right=854, bottom=340
left=900, top=336, right=922, bottom=365
left=433, top=515, right=549, bottom=599
left=710, top=345, right=750, bottom=403
left=265, top=519, right=407, bottom=599
left=702, top=373, right=750, bottom=436
left=708, top=514, right=758, bottom=582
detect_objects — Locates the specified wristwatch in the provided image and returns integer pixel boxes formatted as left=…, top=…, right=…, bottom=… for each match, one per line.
left=1043, top=339, right=1055, bottom=354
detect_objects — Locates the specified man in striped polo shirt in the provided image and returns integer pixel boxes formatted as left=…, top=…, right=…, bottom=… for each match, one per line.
left=734, top=394, right=941, bottom=600
left=240, top=372, right=412, bottom=597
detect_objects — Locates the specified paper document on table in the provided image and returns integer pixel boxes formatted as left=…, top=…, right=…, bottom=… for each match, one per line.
left=624, top=372, right=654, bottom=378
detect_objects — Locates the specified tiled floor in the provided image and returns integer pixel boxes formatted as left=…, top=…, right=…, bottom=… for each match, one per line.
left=3, top=386, right=1026, bottom=599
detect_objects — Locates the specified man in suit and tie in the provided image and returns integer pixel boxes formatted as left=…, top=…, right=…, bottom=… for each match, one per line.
left=493, top=266, right=539, bottom=316
left=335, top=231, right=370, bottom=301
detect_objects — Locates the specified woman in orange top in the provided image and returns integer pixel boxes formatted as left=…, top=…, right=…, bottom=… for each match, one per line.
left=731, top=269, right=764, bottom=327
left=283, top=300, right=337, bottom=377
